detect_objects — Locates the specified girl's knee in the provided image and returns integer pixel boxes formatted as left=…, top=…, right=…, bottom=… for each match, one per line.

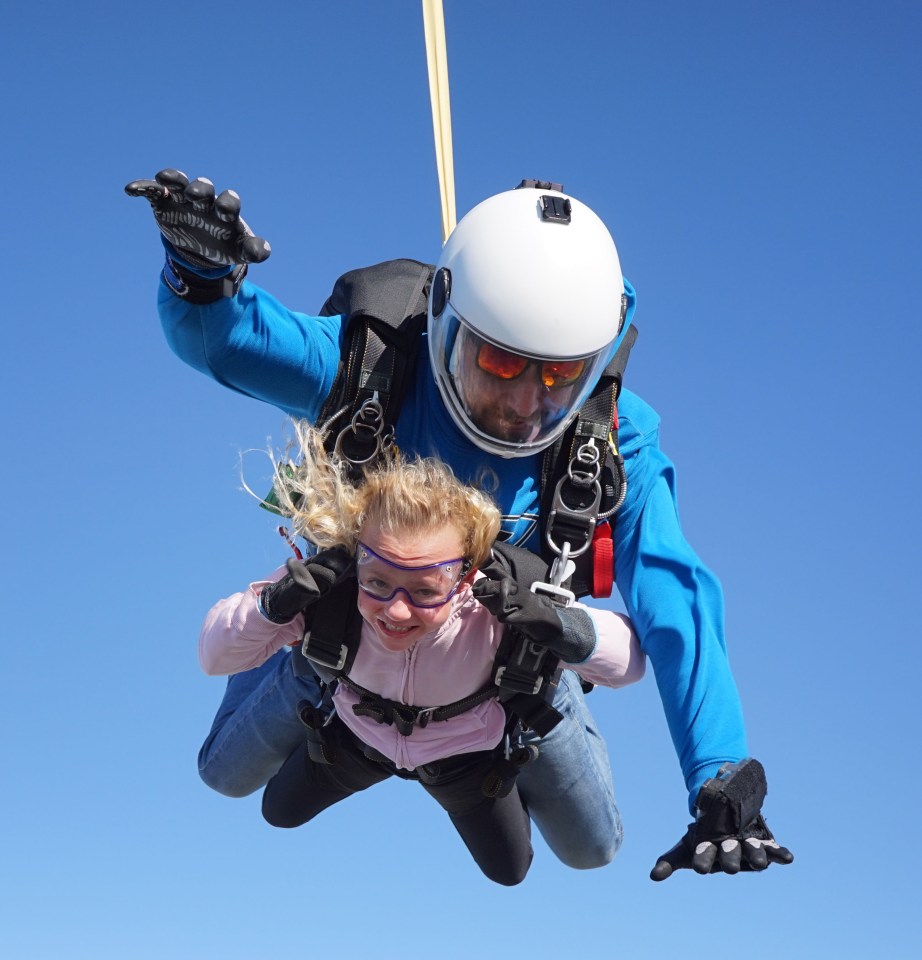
left=481, top=849, right=533, bottom=886
left=261, top=784, right=304, bottom=829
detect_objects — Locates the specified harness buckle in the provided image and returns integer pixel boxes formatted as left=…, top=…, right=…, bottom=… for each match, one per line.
left=416, top=706, right=437, bottom=729
left=302, top=635, right=350, bottom=673
left=494, top=664, right=544, bottom=696
left=531, top=579, right=576, bottom=607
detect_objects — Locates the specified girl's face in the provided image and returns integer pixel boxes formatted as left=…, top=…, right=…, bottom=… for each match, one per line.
left=355, top=518, right=471, bottom=652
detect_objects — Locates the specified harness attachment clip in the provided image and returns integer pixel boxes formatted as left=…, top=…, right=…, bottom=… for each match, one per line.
left=331, top=394, right=393, bottom=469
left=541, top=439, right=604, bottom=599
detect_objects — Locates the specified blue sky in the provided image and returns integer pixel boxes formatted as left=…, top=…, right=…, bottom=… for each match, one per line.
left=2, top=1, right=919, bottom=956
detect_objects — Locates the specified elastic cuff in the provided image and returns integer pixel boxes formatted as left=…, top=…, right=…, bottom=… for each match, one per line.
left=256, top=590, right=274, bottom=622
left=557, top=606, right=597, bottom=664
left=257, top=585, right=295, bottom=625
left=162, top=254, right=247, bottom=304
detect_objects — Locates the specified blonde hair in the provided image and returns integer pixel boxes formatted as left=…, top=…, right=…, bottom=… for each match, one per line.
left=269, top=420, right=501, bottom=567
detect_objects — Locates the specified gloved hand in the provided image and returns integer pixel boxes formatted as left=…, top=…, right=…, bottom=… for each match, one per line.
left=125, top=168, right=271, bottom=270
left=650, top=758, right=793, bottom=881
left=472, top=548, right=595, bottom=663
left=258, top=547, right=354, bottom=624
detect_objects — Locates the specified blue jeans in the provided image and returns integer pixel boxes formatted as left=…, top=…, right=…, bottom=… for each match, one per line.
left=198, top=651, right=621, bottom=869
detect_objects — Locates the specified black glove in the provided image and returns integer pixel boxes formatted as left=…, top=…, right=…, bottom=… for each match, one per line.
left=650, top=758, right=793, bottom=881
left=125, top=168, right=271, bottom=269
left=258, top=547, right=354, bottom=624
left=472, top=548, right=595, bottom=663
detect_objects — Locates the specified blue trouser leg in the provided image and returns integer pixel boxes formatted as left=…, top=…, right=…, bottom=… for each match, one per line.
left=515, top=670, right=622, bottom=869
left=197, top=649, right=321, bottom=798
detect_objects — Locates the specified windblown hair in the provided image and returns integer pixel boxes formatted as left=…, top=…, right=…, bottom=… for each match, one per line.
left=269, top=420, right=501, bottom=567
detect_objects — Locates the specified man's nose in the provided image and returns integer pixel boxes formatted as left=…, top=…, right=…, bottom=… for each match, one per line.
left=504, top=365, right=545, bottom=415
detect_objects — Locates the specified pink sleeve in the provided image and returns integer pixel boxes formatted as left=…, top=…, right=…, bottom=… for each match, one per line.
left=564, top=605, right=646, bottom=688
left=198, top=565, right=304, bottom=676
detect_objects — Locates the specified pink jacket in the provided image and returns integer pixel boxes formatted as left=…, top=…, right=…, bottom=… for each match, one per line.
left=200, top=567, right=645, bottom=770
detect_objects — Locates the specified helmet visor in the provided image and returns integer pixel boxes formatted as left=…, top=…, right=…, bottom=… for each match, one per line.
left=429, top=306, right=613, bottom=458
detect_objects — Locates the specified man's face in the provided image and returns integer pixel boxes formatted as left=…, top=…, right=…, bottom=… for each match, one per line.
left=452, top=333, right=580, bottom=444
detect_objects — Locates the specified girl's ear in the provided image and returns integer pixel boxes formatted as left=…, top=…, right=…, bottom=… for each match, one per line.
left=459, top=566, right=478, bottom=588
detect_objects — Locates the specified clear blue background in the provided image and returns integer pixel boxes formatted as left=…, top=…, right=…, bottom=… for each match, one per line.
left=2, top=1, right=919, bottom=956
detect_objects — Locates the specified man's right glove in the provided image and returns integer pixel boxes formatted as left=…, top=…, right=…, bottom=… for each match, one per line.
left=472, top=546, right=596, bottom=664
left=125, top=168, right=271, bottom=302
left=650, top=758, right=794, bottom=881
left=258, top=547, right=354, bottom=625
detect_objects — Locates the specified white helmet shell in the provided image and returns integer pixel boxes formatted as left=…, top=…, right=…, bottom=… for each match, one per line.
left=428, top=185, right=628, bottom=458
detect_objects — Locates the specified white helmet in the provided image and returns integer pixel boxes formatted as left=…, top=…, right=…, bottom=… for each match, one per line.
left=428, top=184, right=628, bottom=458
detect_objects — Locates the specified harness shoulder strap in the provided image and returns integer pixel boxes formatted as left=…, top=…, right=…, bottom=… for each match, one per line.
left=485, top=541, right=565, bottom=736
left=539, top=325, right=639, bottom=599
left=292, top=579, right=364, bottom=684
left=315, top=259, right=434, bottom=465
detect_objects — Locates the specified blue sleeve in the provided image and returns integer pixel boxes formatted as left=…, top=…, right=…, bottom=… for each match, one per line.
left=157, top=277, right=344, bottom=422
left=615, top=392, right=748, bottom=813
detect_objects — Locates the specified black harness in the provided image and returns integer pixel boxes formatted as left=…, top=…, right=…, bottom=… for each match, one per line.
left=292, top=540, right=566, bottom=740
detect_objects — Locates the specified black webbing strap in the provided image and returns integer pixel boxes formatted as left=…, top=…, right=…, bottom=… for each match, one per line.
left=342, top=675, right=499, bottom=737
left=499, top=692, right=562, bottom=738
left=315, top=259, right=433, bottom=462
left=297, top=579, right=363, bottom=683
left=340, top=673, right=563, bottom=739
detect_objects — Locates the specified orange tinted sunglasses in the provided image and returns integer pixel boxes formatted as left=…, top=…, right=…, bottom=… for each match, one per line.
left=476, top=342, right=587, bottom=388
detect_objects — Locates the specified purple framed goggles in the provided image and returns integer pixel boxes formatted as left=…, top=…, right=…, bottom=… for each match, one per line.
left=355, top=541, right=470, bottom=608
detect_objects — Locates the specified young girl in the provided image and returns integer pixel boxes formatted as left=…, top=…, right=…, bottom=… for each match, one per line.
left=199, top=423, right=644, bottom=885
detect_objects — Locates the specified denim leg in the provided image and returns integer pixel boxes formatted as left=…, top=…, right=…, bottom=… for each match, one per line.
left=516, top=670, right=622, bottom=869
left=197, top=648, right=323, bottom=798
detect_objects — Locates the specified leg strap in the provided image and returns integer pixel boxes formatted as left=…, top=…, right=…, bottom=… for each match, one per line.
left=297, top=700, right=337, bottom=766
left=481, top=728, right=540, bottom=799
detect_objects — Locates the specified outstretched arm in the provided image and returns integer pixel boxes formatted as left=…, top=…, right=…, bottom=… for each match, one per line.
left=615, top=393, right=792, bottom=877
left=615, top=423, right=748, bottom=808
left=127, top=168, right=343, bottom=420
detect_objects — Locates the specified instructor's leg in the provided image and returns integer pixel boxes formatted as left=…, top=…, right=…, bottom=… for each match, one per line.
left=198, top=649, right=323, bottom=798
left=516, top=670, right=622, bottom=868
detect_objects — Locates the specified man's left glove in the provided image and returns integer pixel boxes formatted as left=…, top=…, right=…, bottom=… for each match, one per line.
left=258, top=547, right=354, bottom=625
left=471, top=547, right=596, bottom=663
left=650, top=758, right=794, bottom=881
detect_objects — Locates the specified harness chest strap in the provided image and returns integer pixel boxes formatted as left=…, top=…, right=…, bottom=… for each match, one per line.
left=341, top=674, right=500, bottom=737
